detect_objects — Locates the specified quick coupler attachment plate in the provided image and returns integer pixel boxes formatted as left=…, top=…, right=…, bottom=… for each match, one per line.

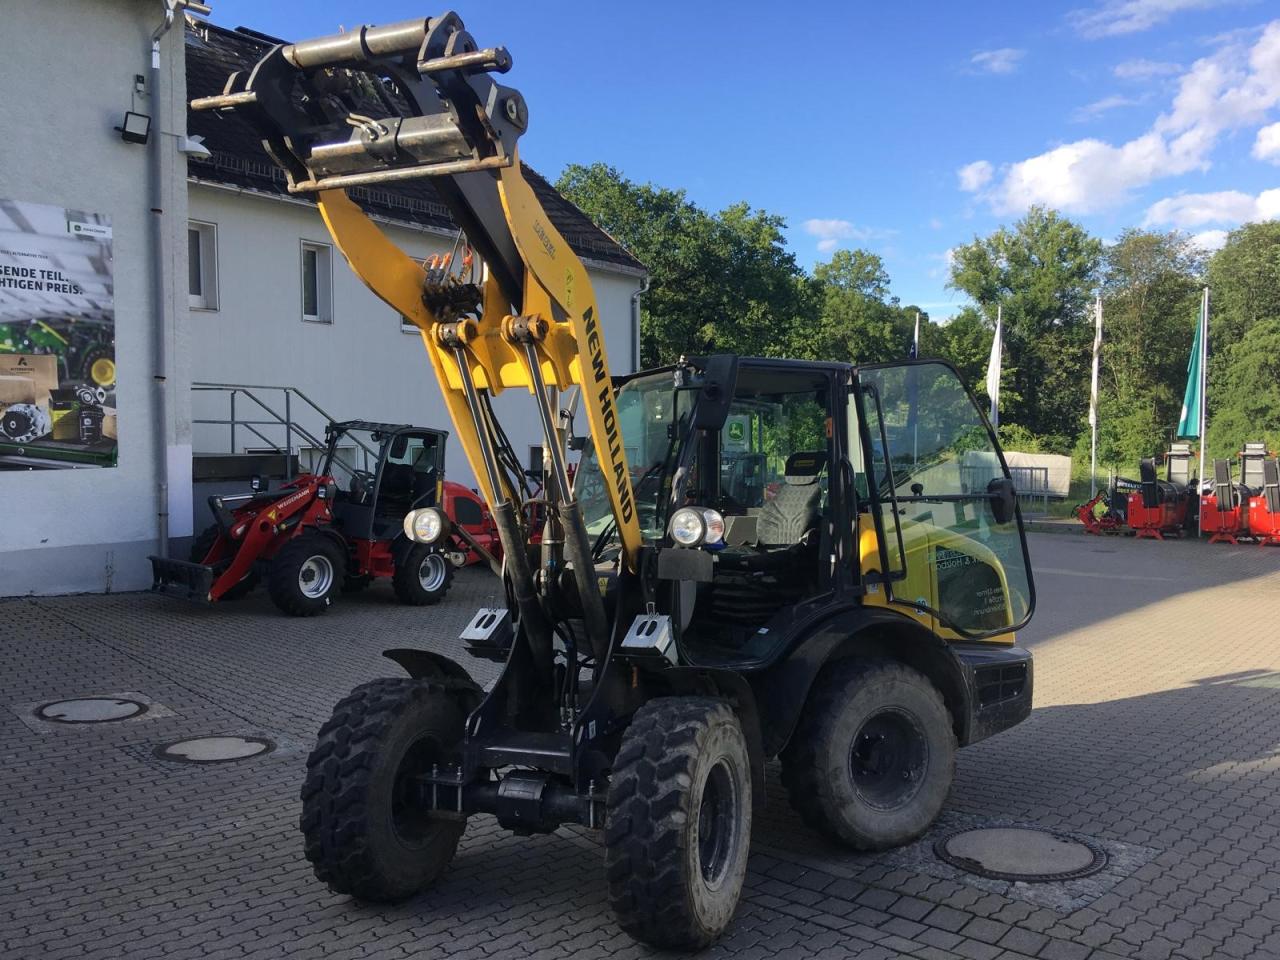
left=460, top=607, right=514, bottom=662
left=620, top=613, right=675, bottom=664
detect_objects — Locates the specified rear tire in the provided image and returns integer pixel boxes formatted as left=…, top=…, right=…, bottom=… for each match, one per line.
left=781, top=658, right=955, bottom=850
left=190, top=524, right=258, bottom=600
left=267, top=533, right=344, bottom=616
left=300, top=678, right=466, bottom=901
left=392, top=544, right=453, bottom=606
left=605, top=697, right=752, bottom=950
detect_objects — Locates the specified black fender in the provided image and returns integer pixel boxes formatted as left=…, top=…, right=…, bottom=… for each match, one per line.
left=382, top=648, right=485, bottom=712
left=750, top=605, right=974, bottom=759
left=651, top=665, right=767, bottom=816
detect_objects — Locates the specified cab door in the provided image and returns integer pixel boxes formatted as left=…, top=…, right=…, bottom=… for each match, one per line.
left=851, top=360, right=1035, bottom=639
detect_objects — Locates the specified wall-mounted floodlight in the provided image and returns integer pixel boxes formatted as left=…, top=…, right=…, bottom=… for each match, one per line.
left=116, top=111, right=152, bottom=145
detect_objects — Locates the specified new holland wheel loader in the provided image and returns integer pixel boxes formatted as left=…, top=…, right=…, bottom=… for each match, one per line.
left=194, top=13, right=1036, bottom=948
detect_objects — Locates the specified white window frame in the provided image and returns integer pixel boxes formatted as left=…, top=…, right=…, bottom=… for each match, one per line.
left=401, top=257, right=429, bottom=333
left=188, top=220, right=219, bottom=311
left=300, top=239, right=334, bottom=324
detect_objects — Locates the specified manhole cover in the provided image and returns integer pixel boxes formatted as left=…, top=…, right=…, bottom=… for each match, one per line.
left=36, top=697, right=148, bottom=724
left=154, top=736, right=274, bottom=764
left=934, top=827, right=1107, bottom=882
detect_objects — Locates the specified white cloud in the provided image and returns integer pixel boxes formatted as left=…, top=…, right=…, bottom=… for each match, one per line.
left=801, top=218, right=892, bottom=253
left=1114, top=58, right=1182, bottom=80
left=1190, top=229, right=1229, bottom=250
left=1069, top=0, right=1238, bottom=39
left=929, top=217, right=944, bottom=230
left=1254, top=121, right=1280, bottom=162
left=970, top=48, right=1024, bottom=75
left=1143, top=188, right=1280, bottom=229
left=981, top=22, right=1280, bottom=215
left=929, top=247, right=960, bottom=280
left=1071, top=94, right=1144, bottom=121
left=957, top=160, right=995, bottom=192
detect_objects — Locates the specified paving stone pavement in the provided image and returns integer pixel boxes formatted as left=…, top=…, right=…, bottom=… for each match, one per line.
left=1, top=533, right=1278, bottom=959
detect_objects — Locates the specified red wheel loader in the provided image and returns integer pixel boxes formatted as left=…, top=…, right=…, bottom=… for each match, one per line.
left=150, top=420, right=471, bottom=615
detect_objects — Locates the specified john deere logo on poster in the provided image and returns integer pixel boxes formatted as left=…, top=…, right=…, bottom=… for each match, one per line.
left=725, top=417, right=748, bottom=451
left=0, top=198, right=117, bottom=470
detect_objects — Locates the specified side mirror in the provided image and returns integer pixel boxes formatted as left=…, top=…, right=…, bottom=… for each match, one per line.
left=567, top=435, right=586, bottom=452
left=692, top=354, right=739, bottom=430
left=987, top=476, right=1017, bottom=525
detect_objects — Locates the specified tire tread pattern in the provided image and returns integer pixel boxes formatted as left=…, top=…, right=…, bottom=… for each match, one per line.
left=605, top=696, right=741, bottom=950
left=780, top=658, right=954, bottom=850
left=267, top=533, right=344, bottom=616
left=299, top=677, right=462, bottom=901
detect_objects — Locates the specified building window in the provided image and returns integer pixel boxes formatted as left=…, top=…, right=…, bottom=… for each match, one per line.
left=188, top=221, right=218, bottom=310
left=401, top=258, right=428, bottom=333
left=301, top=240, right=333, bottom=323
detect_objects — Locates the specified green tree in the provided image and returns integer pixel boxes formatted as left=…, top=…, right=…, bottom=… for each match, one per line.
left=1207, top=221, right=1280, bottom=345
left=948, top=206, right=1103, bottom=450
left=793, top=249, right=906, bottom=363
left=556, top=163, right=808, bottom=366
left=1096, top=229, right=1204, bottom=466
left=1205, top=223, right=1280, bottom=457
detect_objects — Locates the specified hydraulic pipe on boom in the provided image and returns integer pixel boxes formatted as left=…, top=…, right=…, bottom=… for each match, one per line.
left=192, top=12, right=641, bottom=667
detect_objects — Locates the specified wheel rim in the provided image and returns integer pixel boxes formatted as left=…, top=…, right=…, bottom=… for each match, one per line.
left=390, top=734, right=445, bottom=846
left=297, top=555, right=334, bottom=598
left=418, top=553, right=447, bottom=592
left=695, top=758, right=738, bottom=888
left=849, top=707, right=929, bottom=810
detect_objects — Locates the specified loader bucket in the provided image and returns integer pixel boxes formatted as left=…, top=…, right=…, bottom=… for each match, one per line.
left=148, top=556, right=216, bottom=603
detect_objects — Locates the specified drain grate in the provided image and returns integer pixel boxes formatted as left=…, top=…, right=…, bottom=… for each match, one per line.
left=934, top=827, right=1107, bottom=883
left=154, top=736, right=274, bottom=764
left=36, top=697, right=148, bottom=724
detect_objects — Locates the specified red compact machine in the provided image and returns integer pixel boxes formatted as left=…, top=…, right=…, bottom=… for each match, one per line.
left=1201, top=456, right=1251, bottom=544
left=1241, top=443, right=1280, bottom=546
left=1126, top=444, right=1195, bottom=540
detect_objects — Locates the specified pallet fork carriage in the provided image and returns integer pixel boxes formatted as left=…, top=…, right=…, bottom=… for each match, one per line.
left=194, top=12, right=1038, bottom=948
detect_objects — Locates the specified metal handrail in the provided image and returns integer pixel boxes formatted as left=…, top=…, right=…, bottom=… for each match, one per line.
left=192, top=382, right=379, bottom=477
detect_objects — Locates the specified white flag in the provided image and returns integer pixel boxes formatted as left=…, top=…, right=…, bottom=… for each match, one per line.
left=985, top=305, right=1003, bottom=428
left=1088, top=296, right=1103, bottom=429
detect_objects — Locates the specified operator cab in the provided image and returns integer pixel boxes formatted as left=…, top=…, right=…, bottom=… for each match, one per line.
left=322, top=420, right=447, bottom=540
left=577, top=357, right=1035, bottom=668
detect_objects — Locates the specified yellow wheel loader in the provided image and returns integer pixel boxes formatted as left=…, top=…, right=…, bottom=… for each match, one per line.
left=195, top=13, right=1036, bottom=948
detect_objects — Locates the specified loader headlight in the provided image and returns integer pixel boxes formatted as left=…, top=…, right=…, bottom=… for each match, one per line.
left=668, top=506, right=724, bottom=547
left=404, top=507, right=448, bottom=544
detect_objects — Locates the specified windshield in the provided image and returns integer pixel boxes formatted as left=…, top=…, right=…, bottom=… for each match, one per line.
left=576, top=372, right=691, bottom=543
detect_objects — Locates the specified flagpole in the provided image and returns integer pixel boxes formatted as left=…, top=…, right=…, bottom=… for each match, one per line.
left=1197, top=286, right=1208, bottom=538
left=912, top=311, right=920, bottom=465
left=1090, top=294, right=1101, bottom=498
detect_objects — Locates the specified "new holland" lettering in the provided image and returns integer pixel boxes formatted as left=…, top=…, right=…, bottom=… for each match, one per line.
left=584, top=307, right=633, bottom=524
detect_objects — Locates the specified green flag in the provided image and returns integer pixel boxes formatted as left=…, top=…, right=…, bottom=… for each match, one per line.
left=1176, top=305, right=1203, bottom=439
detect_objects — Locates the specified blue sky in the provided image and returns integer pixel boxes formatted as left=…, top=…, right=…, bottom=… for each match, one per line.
left=204, top=0, right=1280, bottom=319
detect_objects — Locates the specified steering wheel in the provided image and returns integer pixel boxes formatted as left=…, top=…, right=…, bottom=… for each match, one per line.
left=349, top=469, right=375, bottom=504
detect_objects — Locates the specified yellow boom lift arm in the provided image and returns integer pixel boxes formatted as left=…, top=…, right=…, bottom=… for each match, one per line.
left=194, top=12, right=638, bottom=669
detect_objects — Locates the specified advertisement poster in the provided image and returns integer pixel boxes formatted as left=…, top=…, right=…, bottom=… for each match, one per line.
left=0, top=199, right=116, bottom=469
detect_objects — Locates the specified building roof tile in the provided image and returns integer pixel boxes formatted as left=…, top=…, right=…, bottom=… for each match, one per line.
left=184, top=19, right=645, bottom=273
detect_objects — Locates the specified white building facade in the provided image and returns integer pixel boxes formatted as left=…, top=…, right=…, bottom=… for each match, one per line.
left=0, top=11, right=645, bottom=597
left=0, top=0, right=193, bottom=596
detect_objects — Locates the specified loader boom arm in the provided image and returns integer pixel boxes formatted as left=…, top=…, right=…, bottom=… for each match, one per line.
left=193, top=12, right=640, bottom=661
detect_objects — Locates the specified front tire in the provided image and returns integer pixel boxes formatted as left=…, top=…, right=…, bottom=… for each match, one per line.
left=605, top=697, right=752, bottom=950
left=300, top=678, right=466, bottom=901
left=392, top=544, right=454, bottom=606
left=781, top=658, right=955, bottom=850
left=267, top=533, right=344, bottom=616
